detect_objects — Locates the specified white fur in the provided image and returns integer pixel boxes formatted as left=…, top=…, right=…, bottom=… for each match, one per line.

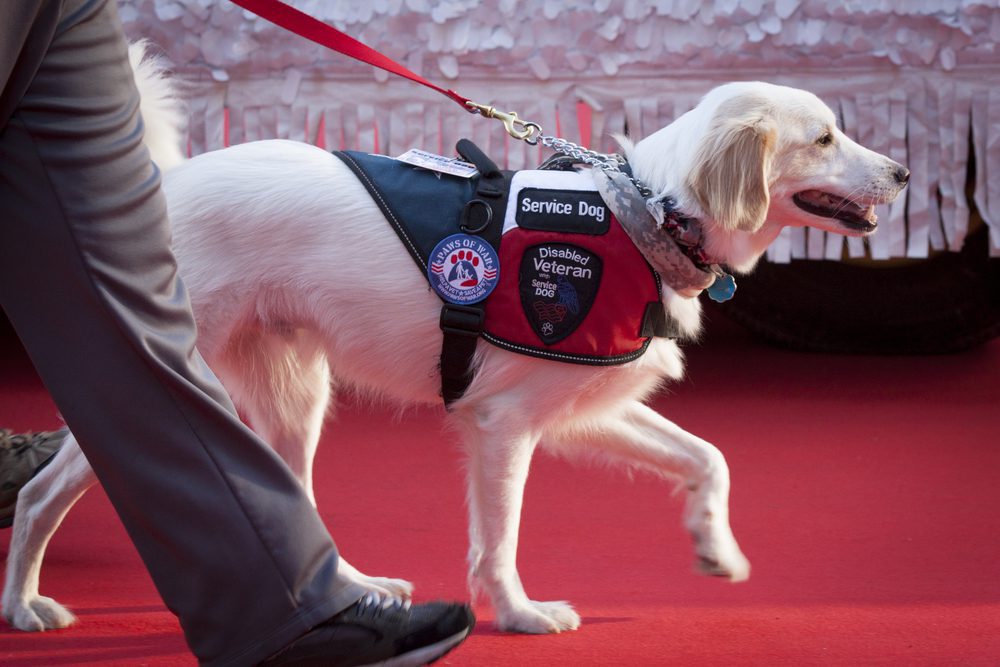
left=128, top=41, right=186, bottom=172
left=3, top=48, right=907, bottom=634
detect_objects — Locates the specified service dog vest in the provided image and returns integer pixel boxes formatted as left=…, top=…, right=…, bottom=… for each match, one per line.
left=333, top=147, right=674, bottom=368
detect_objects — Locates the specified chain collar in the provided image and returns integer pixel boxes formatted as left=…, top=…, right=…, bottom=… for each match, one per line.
left=593, top=168, right=717, bottom=298
left=537, top=136, right=737, bottom=302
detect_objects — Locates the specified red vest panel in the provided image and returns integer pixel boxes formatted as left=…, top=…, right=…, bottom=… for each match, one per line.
left=482, top=170, right=662, bottom=365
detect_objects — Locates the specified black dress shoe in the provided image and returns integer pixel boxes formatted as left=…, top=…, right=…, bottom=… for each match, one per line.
left=259, top=593, right=475, bottom=666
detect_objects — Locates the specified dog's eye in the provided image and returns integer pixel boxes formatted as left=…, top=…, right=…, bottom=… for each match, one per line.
left=816, top=132, right=834, bottom=147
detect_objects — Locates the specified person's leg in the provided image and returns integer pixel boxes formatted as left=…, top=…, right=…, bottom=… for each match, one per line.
left=0, top=1, right=365, bottom=663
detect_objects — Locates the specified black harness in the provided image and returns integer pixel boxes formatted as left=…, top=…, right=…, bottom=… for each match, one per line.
left=335, top=141, right=677, bottom=407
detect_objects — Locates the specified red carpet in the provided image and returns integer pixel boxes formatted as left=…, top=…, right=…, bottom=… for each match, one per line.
left=2, top=308, right=999, bottom=665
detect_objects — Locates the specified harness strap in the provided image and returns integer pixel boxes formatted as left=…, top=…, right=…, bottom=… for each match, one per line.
left=439, top=140, right=511, bottom=407
left=641, top=301, right=681, bottom=339
left=455, top=139, right=507, bottom=248
left=439, top=304, right=485, bottom=405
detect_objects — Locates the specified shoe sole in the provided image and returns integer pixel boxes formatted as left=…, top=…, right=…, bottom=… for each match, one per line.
left=360, top=627, right=471, bottom=667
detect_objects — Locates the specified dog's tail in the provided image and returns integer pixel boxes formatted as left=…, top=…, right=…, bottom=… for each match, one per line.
left=128, top=40, right=186, bottom=171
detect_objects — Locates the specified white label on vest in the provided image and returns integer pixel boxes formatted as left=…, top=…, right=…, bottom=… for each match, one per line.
left=396, top=149, right=478, bottom=178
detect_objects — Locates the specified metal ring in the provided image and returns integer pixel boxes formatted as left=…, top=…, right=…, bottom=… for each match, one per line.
left=522, top=122, right=543, bottom=145
left=459, top=199, right=492, bottom=234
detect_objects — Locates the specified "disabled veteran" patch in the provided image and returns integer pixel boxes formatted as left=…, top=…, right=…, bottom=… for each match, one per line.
left=519, top=243, right=603, bottom=345
left=428, top=234, right=500, bottom=304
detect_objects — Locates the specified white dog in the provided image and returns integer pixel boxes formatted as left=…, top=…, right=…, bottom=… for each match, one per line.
left=3, top=48, right=908, bottom=635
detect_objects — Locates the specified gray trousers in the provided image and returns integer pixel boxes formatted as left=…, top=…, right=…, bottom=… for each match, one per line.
left=0, top=1, right=364, bottom=664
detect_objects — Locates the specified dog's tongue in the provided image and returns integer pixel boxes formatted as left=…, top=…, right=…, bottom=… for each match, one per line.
left=795, top=189, right=876, bottom=225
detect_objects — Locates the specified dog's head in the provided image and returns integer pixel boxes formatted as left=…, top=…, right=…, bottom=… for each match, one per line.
left=629, top=82, right=909, bottom=270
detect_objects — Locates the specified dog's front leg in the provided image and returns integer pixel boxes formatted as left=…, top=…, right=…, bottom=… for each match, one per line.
left=547, top=401, right=750, bottom=581
left=458, top=419, right=580, bottom=634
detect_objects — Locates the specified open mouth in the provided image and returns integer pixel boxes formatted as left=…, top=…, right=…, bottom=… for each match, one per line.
left=793, top=190, right=877, bottom=233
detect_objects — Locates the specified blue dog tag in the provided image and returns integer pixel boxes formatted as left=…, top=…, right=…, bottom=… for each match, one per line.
left=706, top=272, right=737, bottom=303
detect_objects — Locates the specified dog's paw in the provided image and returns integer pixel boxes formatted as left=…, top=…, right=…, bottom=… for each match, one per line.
left=496, top=600, right=580, bottom=634
left=361, top=576, right=414, bottom=600
left=696, top=552, right=751, bottom=582
left=687, top=508, right=751, bottom=583
left=530, top=600, right=581, bottom=631
left=4, top=595, right=77, bottom=632
left=692, top=533, right=751, bottom=583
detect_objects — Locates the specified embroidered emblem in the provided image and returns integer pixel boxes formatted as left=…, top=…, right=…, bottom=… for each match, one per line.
left=519, top=243, right=603, bottom=345
left=428, top=233, right=500, bottom=304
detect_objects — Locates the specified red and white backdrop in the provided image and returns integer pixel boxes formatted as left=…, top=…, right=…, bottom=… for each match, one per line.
left=120, top=0, right=1000, bottom=262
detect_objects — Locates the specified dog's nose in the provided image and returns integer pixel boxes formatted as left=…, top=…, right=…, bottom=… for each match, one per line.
left=894, top=166, right=910, bottom=185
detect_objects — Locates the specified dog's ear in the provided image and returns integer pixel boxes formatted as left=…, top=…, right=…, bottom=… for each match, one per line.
left=687, top=96, right=777, bottom=234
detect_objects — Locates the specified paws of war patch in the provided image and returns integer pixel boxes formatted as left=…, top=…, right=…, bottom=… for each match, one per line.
left=428, top=234, right=500, bottom=304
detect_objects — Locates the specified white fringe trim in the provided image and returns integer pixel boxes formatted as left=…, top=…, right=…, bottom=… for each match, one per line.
left=178, top=70, right=1000, bottom=261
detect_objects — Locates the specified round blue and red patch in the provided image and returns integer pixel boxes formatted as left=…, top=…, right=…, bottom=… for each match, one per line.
left=428, top=234, right=500, bottom=304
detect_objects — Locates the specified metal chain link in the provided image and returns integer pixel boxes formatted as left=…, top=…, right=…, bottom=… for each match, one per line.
left=469, top=103, right=655, bottom=199
left=535, top=133, right=653, bottom=198
left=535, top=134, right=620, bottom=169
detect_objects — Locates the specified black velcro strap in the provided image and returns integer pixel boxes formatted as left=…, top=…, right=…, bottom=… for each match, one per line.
left=440, top=304, right=485, bottom=406
left=641, top=301, right=682, bottom=339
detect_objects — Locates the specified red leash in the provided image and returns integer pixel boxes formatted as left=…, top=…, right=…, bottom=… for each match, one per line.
left=228, top=0, right=541, bottom=141
left=229, top=0, right=471, bottom=108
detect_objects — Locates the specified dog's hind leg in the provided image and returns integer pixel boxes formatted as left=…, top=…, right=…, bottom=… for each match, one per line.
left=544, top=400, right=751, bottom=582
left=211, top=327, right=331, bottom=505
left=211, top=328, right=413, bottom=599
left=456, top=412, right=580, bottom=634
left=3, top=432, right=96, bottom=631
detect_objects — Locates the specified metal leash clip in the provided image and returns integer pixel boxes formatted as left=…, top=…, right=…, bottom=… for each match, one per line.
left=465, top=101, right=542, bottom=143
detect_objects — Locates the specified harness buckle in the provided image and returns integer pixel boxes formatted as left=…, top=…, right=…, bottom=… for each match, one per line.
left=439, top=303, right=485, bottom=337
